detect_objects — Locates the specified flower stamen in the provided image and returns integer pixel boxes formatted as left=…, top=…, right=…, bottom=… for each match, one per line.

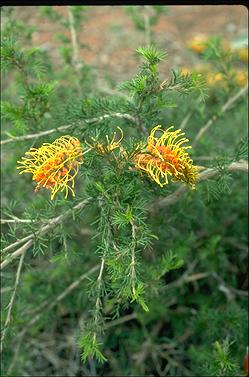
left=17, top=135, right=84, bottom=200
left=134, top=125, right=198, bottom=188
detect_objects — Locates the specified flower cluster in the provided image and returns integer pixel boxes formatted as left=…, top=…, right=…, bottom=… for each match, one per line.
left=17, top=136, right=83, bottom=200
left=134, top=125, right=198, bottom=188
left=17, top=125, right=198, bottom=199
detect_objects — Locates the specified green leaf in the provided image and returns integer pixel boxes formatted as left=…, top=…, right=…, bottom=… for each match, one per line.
left=136, top=45, right=167, bottom=64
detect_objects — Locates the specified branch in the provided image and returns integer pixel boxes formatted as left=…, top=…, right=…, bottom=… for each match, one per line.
left=105, top=312, right=137, bottom=329
left=1, top=216, right=34, bottom=224
left=1, top=198, right=92, bottom=270
left=67, top=6, right=81, bottom=71
left=1, top=251, right=26, bottom=354
left=0, top=113, right=137, bottom=145
left=7, top=264, right=100, bottom=375
left=67, top=6, right=82, bottom=96
left=94, top=257, right=105, bottom=326
left=151, top=160, right=248, bottom=210
left=211, top=272, right=248, bottom=299
left=20, top=264, right=100, bottom=337
left=143, top=6, right=152, bottom=45
left=130, top=219, right=137, bottom=296
left=180, top=96, right=202, bottom=130
left=1, top=125, right=73, bottom=145
left=193, top=85, right=248, bottom=146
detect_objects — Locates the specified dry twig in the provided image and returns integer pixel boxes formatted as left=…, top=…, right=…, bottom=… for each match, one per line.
left=193, top=85, right=248, bottom=146
left=1, top=198, right=92, bottom=269
left=1, top=251, right=26, bottom=353
left=152, top=160, right=248, bottom=210
left=7, top=264, right=100, bottom=374
left=1, top=113, right=137, bottom=145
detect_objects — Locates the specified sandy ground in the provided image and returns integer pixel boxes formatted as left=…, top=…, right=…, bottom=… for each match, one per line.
left=10, top=5, right=249, bottom=81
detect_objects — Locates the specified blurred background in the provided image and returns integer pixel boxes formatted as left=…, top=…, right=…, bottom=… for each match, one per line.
left=10, top=5, right=248, bottom=80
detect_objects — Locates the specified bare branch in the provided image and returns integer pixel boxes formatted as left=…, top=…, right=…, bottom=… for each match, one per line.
left=1, top=240, right=33, bottom=270
left=20, top=264, right=100, bottom=338
left=211, top=272, right=248, bottom=299
left=1, top=125, right=73, bottom=145
left=105, top=312, right=137, bottom=329
left=1, top=251, right=26, bottom=353
left=67, top=6, right=81, bottom=72
left=7, top=264, right=100, bottom=374
left=1, top=217, right=34, bottom=224
left=180, top=96, right=202, bottom=130
left=193, top=85, right=248, bottom=146
left=151, top=160, right=248, bottom=210
left=1, top=198, right=92, bottom=270
left=129, top=219, right=137, bottom=296
left=1, top=113, right=137, bottom=145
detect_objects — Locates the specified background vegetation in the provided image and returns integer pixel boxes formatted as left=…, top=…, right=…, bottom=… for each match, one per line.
left=1, top=5, right=248, bottom=376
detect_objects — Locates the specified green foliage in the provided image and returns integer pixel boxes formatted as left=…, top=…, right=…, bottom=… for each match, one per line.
left=152, top=250, right=184, bottom=280
left=125, top=5, right=169, bottom=40
left=136, top=45, right=167, bottom=64
left=1, top=6, right=248, bottom=377
left=234, top=137, right=248, bottom=161
left=79, top=332, right=107, bottom=364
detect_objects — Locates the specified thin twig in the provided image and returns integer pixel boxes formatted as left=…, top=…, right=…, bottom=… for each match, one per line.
left=179, top=111, right=193, bottom=130
left=22, top=264, right=100, bottom=337
left=7, top=264, right=100, bottom=374
left=1, top=198, right=92, bottom=270
left=1, top=113, right=137, bottom=145
left=67, top=6, right=82, bottom=95
left=180, top=96, right=202, bottom=130
left=1, top=125, right=73, bottom=145
left=1, top=240, right=33, bottom=270
left=130, top=219, right=137, bottom=296
left=143, top=6, right=151, bottom=45
left=161, top=260, right=199, bottom=291
left=1, top=234, right=34, bottom=255
left=211, top=272, right=248, bottom=299
left=193, top=85, right=248, bottom=146
left=151, top=160, right=248, bottom=210
left=105, top=312, right=137, bottom=329
left=94, top=257, right=105, bottom=326
left=67, top=6, right=81, bottom=71
left=1, top=251, right=26, bottom=353
left=1, top=217, right=34, bottom=224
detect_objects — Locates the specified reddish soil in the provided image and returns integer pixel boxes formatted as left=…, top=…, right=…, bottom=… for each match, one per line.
left=12, top=5, right=249, bottom=81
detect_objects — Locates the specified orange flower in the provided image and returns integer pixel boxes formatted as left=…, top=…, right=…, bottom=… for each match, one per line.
left=134, top=125, right=198, bottom=188
left=187, top=35, right=208, bottom=54
left=235, top=70, right=248, bottom=87
left=17, top=135, right=83, bottom=199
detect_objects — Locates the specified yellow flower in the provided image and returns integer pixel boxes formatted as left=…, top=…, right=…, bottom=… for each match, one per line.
left=134, top=125, right=198, bottom=188
left=180, top=67, right=191, bottom=76
left=235, top=70, right=248, bottom=87
left=17, top=135, right=83, bottom=200
left=238, top=47, right=248, bottom=63
left=86, top=127, right=124, bottom=154
left=187, top=35, right=208, bottom=54
left=206, top=72, right=223, bottom=86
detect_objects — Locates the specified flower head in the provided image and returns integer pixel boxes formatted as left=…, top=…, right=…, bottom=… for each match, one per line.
left=187, top=34, right=208, bottom=54
left=134, top=125, right=198, bottom=188
left=235, top=70, right=248, bottom=87
left=17, top=135, right=83, bottom=200
left=86, top=127, right=124, bottom=154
